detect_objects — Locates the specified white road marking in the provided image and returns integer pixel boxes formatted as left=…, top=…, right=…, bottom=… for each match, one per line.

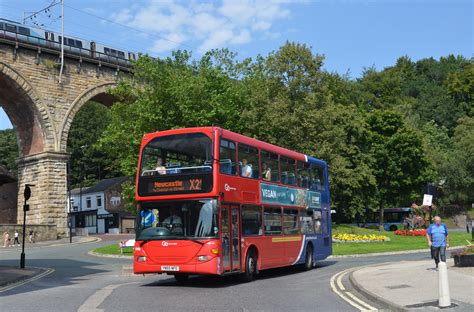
left=0, top=267, right=54, bottom=293
left=330, top=269, right=378, bottom=311
left=78, top=282, right=139, bottom=312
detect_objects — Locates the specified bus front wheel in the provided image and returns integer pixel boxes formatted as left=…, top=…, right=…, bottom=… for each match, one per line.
left=303, top=245, right=313, bottom=271
left=240, top=251, right=257, bottom=282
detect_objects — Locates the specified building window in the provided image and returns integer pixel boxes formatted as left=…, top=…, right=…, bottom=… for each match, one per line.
left=310, top=165, right=325, bottom=191
left=220, top=139, right=237, bottom=175
left=280, top=157, right=296, bottom=185
left=261, top=150, right=279, bottom=183
left=85, top=214, right=96, bottom=227
left=264, top=207, right=282, bottom=235
left=242, top=206, right=262, bottom=236
left=96, top=196, right=102, bottom=207
left=238, top=144, right=259, bottom=179
left=86, top=197, right=91, bottom=208
left=283, top=209, right=299, bottom=235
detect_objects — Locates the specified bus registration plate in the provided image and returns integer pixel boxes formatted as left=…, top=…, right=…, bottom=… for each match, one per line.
left=161, top=266, right=180, bottom=271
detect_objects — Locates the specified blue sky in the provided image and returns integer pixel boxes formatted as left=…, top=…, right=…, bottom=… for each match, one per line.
left=0, top=0, right=472, bottom=130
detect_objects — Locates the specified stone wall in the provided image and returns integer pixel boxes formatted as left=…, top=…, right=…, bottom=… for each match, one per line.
left=0, top=224, right=58, bottom=242
left=0, top=182, right=18, bottom=223
left=0, top=40, right=131, bottom=237
left=16, top=152, right=69, bottom=236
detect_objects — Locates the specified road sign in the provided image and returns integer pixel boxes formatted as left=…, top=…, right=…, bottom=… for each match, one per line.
left=423, top=194, right=433, bottom=206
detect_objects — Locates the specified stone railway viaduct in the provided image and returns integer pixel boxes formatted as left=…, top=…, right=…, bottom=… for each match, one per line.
left=0, top=38, right=131, bottom=236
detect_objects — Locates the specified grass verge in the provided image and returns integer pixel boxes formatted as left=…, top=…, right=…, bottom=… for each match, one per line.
left=332, top=224, right=472, bottom=255
left=91, top=225, right=472, bottom=257
left=93, top=244, right=133, bottom=256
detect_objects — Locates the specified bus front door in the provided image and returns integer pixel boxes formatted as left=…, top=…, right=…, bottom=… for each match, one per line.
left=221, top=204, right=241, bottom=273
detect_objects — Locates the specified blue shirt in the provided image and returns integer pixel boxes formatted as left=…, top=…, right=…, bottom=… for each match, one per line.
left=427, top=223, right=448, bottom=247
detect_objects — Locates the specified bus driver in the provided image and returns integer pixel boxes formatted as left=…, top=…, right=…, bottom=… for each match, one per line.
left=163, top=207, right=183, bottom=234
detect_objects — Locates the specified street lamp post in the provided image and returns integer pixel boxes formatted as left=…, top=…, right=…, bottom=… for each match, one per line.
left=20, top=184, right=34, bottom=269
left=67, top=160, right=72, bottom=243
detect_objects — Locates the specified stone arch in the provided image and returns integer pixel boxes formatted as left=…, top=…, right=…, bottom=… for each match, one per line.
left=0, top=61, right=56, bottom=156
left=58, top=82, right=117, bottom=152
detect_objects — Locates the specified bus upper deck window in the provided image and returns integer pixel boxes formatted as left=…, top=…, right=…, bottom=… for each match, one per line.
left=310, top=165, right=325, bottom=192
left=220, top=139, right=237, bottom=175
left=238, top=144, right=259, bottom=179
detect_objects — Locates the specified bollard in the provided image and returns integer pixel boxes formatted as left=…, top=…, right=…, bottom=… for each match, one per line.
left=438, top=261, right=451, bottom=308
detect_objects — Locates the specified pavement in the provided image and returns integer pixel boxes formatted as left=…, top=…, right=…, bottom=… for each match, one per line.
left=1, top=235, right=100, bottom=250
left=350, top=258, right=474, bottom=311
left=0, top=266, right=43, bottom=288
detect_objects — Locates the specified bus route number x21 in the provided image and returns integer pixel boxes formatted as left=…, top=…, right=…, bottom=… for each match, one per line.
left=189, top=178, right=202, bottom=190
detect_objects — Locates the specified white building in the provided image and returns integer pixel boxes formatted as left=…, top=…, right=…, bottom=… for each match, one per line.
left=68, top=176, right=134, bottom=234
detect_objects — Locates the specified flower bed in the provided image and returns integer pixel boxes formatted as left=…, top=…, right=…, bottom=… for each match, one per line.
left=332, top=233, right=390, bottom=243
left=394, top=229, right=427, bottom=236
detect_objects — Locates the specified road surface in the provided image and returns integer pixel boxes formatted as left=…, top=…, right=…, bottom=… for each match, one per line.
left=0, top=238, right=430, bottom=311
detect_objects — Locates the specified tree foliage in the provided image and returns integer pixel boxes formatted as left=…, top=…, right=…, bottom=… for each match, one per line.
left=0, top=43, right=469, bottom=220
left=0, top=129, right=18, bottom=174
left=67, top=101, right=122, bottom=188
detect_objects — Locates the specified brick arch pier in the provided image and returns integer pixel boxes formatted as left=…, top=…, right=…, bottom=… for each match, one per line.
left=0, top=40, right=129, bottom=236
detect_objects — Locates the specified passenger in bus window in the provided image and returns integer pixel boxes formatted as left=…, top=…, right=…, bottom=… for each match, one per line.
left=262, top=162, right=271, bottom=181
left=241, top=158, right=253, bottom=178
left=155, top=157, right=167, bottom=175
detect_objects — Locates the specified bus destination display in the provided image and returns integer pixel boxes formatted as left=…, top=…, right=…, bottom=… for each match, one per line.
left=150, top=178, right=203, bottom=193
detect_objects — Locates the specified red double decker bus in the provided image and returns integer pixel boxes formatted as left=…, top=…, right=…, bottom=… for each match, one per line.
left=133, top=127, right=331, bottom=282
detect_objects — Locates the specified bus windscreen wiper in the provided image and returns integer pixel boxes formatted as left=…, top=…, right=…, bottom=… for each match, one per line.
left=139, top=240, right=150, bottom=247
left=188, top=238, right=205, bottom=245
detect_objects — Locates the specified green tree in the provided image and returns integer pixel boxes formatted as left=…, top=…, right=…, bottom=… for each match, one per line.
left=240, top=43, right=376, bottom=219
left=367, top=111, right=432, bottom=230
left=0, top=128, right=18, bottom=174
left=67, top=101, right=121, bottom=188
left=98, top=50, right=249, bottom=176
left=440, top=117, right=474, bottom=208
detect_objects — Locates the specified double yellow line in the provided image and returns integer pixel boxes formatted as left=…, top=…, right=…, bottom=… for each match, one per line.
left=330, top=268, right=378, bottom=311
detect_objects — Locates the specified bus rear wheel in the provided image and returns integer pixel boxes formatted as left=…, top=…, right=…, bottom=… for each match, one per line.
left=174, top=274, right=189, bottom=283
left=240, top=251, right=257, bottom=282
left=302, top=245, right=313, bottom=271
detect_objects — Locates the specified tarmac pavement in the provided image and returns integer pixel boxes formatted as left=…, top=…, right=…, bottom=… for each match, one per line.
left=350, top=258, right=474, bottom=311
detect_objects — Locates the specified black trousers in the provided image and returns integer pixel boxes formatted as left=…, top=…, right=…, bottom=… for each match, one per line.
left=431, top=246, right=446, bottom=265
left=13, top=237, right=20, bottom=245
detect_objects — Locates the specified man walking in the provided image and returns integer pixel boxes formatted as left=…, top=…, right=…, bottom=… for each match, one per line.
left=426, top=216, right=449, bottom=268
left=13, top=230, right=21, bottom=246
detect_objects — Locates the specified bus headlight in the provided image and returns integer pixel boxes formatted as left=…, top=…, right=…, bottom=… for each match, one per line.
left=197, top=255, right=209, bottom=261
left=137, top=256, right=147, bottom=262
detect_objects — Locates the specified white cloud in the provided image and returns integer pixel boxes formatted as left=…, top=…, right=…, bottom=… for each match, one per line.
left=110, top=9, right=132, bottom=24
left=110, top=0, right=294, bottom=54
left=231, top=29, right=251, bottom=45
left=151, top=32, right=186, bottom=53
